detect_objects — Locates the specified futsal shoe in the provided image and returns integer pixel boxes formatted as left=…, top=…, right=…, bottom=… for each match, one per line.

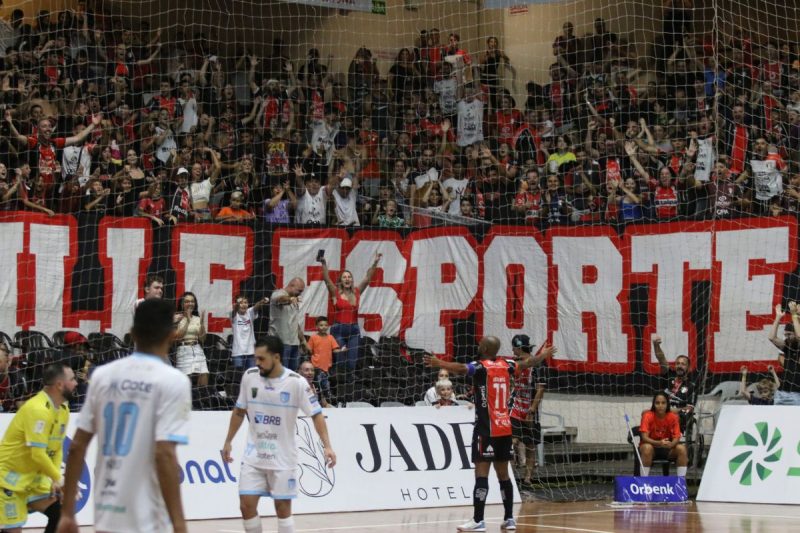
left=501, top=517, right=517, bottom=530
left=456, top=519, right=486, bottom=531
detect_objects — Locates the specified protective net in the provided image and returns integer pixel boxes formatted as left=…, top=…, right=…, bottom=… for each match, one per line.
left=0, top=0, right=798, bottom=503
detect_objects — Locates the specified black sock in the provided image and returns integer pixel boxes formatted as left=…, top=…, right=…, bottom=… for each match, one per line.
left=43, top=500, right=61, bottom=533
left=473, top=477, right=489, bottom=522
left=499, top=479, right=514, bottom=520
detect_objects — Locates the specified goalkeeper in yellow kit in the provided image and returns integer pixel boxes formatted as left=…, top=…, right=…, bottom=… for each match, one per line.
left=0, top=363, right=77, bottom=533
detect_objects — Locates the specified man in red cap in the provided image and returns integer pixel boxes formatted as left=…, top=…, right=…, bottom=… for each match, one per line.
left=59, top=332, right=93, bottom=410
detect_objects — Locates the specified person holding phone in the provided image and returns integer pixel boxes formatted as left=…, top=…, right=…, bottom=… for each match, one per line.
left=319, top=252, right=381, bottom=398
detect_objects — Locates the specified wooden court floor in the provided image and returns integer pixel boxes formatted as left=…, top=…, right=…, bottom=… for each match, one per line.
left=29, top=500, right=800, bottom=532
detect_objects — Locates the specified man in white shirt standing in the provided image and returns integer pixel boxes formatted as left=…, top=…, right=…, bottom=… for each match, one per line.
left=457, top=83, right=484, bottom=148
left=331, top=173, right=359, bottom=226
left=230, top=295, right=270, bottom=371
left=222, top=336, right=336, bottom=533
left=293, top=163, right=328, bottom=225
left=58, top=299, right=192, bottom=533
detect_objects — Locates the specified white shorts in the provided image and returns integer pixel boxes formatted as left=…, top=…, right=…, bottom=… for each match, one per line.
left=239, top=462, right=298, bottom=500
left=175, top=344, right=209, bottom=375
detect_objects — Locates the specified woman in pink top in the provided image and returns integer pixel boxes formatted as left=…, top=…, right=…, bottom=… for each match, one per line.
left=320, top=252, right=381, bottom=393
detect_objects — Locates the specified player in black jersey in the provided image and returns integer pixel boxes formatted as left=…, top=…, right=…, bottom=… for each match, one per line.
left=426, top=336, right=555, bottom=532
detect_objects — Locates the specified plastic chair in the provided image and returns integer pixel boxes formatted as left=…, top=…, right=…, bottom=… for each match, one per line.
left=696, top=380, right=744, bottom=437
left=628, top=425, right=672, bottom=476
left=346, top=401, right=375, bottom=408
left=415, top=400, right=428, bottom=406
left=538, top=411, right=569, bottom=466
left=380, top=401, right=404, bottom=407
left=14, top=331, right=52, bottom=351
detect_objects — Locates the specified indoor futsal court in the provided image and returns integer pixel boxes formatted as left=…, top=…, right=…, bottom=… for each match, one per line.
left=27, top=501, right=800, bottom=532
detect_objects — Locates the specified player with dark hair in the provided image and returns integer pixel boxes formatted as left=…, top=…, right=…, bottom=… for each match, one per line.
left=652, top=334, right=695, bottom=428
left=57, top=299, right=192, bottom=533
left=639, top=391, right=688, bottom=477
left=509, top=334, right=555, bottom=487
left=425, top=336, right=556, bottom=531
left=0, top=362, right=76, bottom=533
left=133, top=274, right=165, bottom=312
left=222, top=336, right=336, bottom=533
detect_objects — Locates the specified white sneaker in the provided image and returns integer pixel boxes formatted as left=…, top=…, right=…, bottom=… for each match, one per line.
left=501, top=518, right=517, bottom=530
left=456, top=519, right=486, bottom=531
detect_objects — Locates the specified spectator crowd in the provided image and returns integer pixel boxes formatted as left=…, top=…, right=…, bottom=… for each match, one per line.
left=1, top=3, right=800, bottom=229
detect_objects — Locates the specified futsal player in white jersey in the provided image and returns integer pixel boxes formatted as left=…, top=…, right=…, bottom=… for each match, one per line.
left=57, top=299, right=192, bottom=533
left=222, top=336, right=336, bottom=533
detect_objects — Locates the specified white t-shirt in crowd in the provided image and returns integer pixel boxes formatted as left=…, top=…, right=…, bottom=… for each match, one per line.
left=295, top=186, right=327, bottom=224
left=155, top=126, right=177, bottom=164
left=231, top=307, right=259, bottom=357
left=236, top=367, right=322, bottom=470
left=434, top=77, right=458, bottom=115
left=457, top=98, right=484, bottom=147
left=77, top=353, right=191, bottom=533
left=332, top=187, right=360, bottom=226
left=190, top=179, right=214, bottom=205
left=179, top=96, right=198, bottom=134
left=694, top=137, right=716, bottom=183
left=750, top=158, right=784, bottom=201
left=61, top=145, right=93, bottom=185
left=442, top=177, right=469, bottom=215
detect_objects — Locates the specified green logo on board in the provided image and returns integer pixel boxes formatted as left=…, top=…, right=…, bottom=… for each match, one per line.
left=728, top=422, right=783, bottom=486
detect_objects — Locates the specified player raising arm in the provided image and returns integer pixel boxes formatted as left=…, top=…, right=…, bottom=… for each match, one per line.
left=222, top=336, right=336, bottom=533
left=58, top=299, right=192, bottom=533
left=425, top=337, right=556, bottom=532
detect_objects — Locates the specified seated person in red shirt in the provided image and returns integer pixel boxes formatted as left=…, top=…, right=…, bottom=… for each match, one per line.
left=639, top=391, right=688, bottom=477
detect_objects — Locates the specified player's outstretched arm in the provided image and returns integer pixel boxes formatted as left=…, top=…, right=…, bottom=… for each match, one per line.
left=519, top=343, right=557, bottom=370
left=312, top=412, right=337, bottom=468
left=222, top=407, right=247, bottom=463
left=155, top=441, right=187, bottom=533
left=423, top=355, right=468, bottom=375
left=57, top=429, right=93, bottom=533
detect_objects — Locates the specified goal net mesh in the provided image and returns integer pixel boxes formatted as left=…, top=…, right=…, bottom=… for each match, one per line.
left=0, top=0, right=798, bottom=502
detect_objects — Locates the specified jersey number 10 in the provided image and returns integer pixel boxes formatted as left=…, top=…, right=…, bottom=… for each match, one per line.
left=102, top=402, right=140, bottom=457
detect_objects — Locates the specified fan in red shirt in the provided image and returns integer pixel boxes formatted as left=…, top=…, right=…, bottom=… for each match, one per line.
left=639, top=391, right=688, bottom=477
left=425, top=336, right=552, bottom=531
left=5, top=111, right=101, bottom=193
left=137, top=183, right=168, bottom=226
left=493, top=94, right=523, bottom=148
left=651, top=167, right=679, bottom=219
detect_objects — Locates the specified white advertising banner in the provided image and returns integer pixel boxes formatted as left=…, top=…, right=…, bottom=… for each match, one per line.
left=697, top=405, right=800, bottom=504
left=4, top=407, right=515, bottom=527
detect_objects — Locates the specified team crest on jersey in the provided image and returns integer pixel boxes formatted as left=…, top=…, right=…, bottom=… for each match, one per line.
left=280, top=392, right=290, bottom=404
left=251, top=387, right=258, bottom=399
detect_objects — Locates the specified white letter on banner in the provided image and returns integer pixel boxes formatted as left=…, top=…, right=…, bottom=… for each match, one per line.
left=482, top=236, right=548, bottom=356
left=631, top=232, right=712, bottom=363
left=105, top=227, right=147, bottom=336
left=0, top=223, right=24, bottom=332
left=178, top=232, right=248, bottom=336
left=345, top=241, right=405, bottom=341
left=551, top=236, right=627, bottom=364
left=29, top=223, right=71, bottom=336
left=405, top=236, right=478, bottom=355
left=277, top=236, right=342, bottom=332
left=714, top=227, right=790, bottom=362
